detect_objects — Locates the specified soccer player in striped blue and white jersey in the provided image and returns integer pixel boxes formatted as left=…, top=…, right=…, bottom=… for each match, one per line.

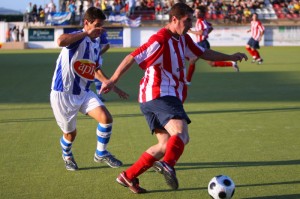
left=50, top=7, right=128, bottom=171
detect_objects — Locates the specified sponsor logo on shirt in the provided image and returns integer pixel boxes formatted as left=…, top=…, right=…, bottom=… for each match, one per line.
left=73, top=59, right=96, bottom=81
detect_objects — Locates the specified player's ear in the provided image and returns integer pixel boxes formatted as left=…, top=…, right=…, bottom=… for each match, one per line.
left=171, top=16, right=178, bottom=24
left=83, top=19, right=89, bottom=26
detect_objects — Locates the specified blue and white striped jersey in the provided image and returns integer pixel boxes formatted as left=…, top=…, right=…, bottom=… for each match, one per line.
left=95, top=31, right=109, bottom=66
left=51, top=30, right=103, bottom=95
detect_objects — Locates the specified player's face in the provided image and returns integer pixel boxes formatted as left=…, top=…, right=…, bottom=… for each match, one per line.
left=252, top=14, right=257, bottom=21
left=176, top=13, right=193, bottom=35
left=85, top=18, right=104, bottom=38
left=86, top=19, right=104, bottom=29
left=195, top=9, right=204, bottom=18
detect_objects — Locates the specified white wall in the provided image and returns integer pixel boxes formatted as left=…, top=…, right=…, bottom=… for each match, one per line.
left=2, top=22, right=300, bottom=48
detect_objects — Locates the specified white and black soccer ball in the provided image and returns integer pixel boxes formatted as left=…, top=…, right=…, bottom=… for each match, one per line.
left=208, top=175, right=235, bottom=199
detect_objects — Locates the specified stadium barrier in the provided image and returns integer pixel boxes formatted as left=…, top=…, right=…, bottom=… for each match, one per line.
left=1, top=22, right=300, bottom=48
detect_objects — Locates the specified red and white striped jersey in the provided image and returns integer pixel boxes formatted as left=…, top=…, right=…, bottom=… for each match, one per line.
left=195, top=18, right=212, bottom=42
left=250, top=20, right=265, bottom=41
left=131, top=28, right=205, bottom=103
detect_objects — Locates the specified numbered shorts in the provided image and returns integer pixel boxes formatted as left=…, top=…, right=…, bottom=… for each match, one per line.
left=50, top=90, right=104, bottom=133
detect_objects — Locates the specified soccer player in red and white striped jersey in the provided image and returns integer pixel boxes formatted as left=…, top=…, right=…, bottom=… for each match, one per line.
left=101, top=3, right=247, bottom=194
left=187, top=6, right=239, bottom=84
left=245, top=13, right=265, bottom=64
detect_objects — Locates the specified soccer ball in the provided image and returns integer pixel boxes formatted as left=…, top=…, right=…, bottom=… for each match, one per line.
left=208, top=175, right=235, bottom=199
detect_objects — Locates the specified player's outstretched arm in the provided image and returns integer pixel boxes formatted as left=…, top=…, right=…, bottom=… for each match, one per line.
left=57, top=27, right=104, bottom=47
left=95, top=67, right=129, bottom=99
left=112, top=86, right=129, bottom=99
left=57, top=31, right=88, bottom=47
left=200, top=49, right=248, bottom=62
left=100, top=54, right=135, bottom=94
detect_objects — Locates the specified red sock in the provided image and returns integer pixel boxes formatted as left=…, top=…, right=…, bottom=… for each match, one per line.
left=251, top=49, right=257, bottom=59
left=212, top=61, right=233, bottom=67
left=125, top=152, right=158, bottom=180
left=253, top=49, right=261, bottom=60
left=246, top=47, right=254, bottom=57
left=163, top=135, right=185, bottom=167
left=186, top=63, right=195, bottom=82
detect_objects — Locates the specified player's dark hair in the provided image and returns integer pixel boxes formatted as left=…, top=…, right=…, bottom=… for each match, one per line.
left=169, top=3, right=194, bottom=22
left=197, top=5, right=207, bottom=14
left=84, top=7, right=106, bottom=23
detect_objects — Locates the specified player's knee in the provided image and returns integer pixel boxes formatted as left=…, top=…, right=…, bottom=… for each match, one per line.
left=178, top=133, right=189, bottom=145
left=100, top=109, right=113, bottom=123
left=64, top=130, right=77, bottom=142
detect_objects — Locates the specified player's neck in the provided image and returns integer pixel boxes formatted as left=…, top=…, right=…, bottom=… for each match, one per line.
left=165, top=25, right=180, bottom=39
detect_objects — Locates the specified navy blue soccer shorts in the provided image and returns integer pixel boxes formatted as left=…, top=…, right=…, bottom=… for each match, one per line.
left=247, top=37, right=260, bottom=49
left=140, top=96, right=191, bottom=133
left=197, top=39, right=210, bottom=50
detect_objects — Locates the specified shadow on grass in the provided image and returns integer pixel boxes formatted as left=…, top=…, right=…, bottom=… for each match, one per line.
left=176, top=159, right=300, bottom=170
left=1, top=106, right=300, bottom=124
left=1, top=70, right=300, bottom=103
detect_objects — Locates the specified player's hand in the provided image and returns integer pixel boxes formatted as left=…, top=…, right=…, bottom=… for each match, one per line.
left=100, top=79, right=114, bottom=94
left=231, top=53, right=248, bottom=62
left=113, top=86, right=129, bottom=100
left=87, top=27, right=105, bottom=38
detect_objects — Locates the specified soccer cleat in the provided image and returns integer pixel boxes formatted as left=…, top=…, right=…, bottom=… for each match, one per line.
left=62, top=154, right=78, bottom=171
left=94, top=153, right=123, bottom=168
left=116, top=172, right=147, bottom=194
left=232, top=62, right=239, bottom=72
left=153, top=161, right=179, bottom=190
left=257, top=59, right=263, bottom=65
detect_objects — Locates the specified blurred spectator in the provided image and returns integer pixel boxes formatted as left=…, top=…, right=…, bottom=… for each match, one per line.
left=243, top=7, right=251, bottom=23
left=48, top=0, right=56, bottom=12
left=113, top=0, right=123, bottom=14
left=294, top=0, right=300, bottom=14
left=287, top=1, right=295, bottom=14
left=186, top=0, right=194, bottom=8
left=44, top=4, right=50, bottom=23
left=95, top=0, right=101, bottom=8
left=11, top=26, right=17, bottom=42
left=38, top=5, right=45, bottom=23
left=6, top=28, right=11, bottom=42
left=146, top=0, right=155, bottom=10
left=16, top=26, right=20, bottom=42
left=61, top=0, right=67, bottom=12
left=235, top=6, right=243, bottom=23
left=135, top=0, right=142, bottom=11
left=68, top=0, right=77, bottom=25
left=102, top=0, right=113, bottom=16
left=79, top=0, right=84, bottom=25
left=193, top=0, right=201, bottom=10
left=127, top=0, right=136, bottom=16
left=87, top=0, right=94, bottom=8
left=25, top=2, right=32, bottom=23
left=31, top=4, right=38, bottom=23
left=20, top=28, right=24, bottom=42
left=155, top=3, right=163, bottom=14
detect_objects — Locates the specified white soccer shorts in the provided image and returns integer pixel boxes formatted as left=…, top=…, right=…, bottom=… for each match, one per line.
left=50, top=90, right=104, bottom=133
